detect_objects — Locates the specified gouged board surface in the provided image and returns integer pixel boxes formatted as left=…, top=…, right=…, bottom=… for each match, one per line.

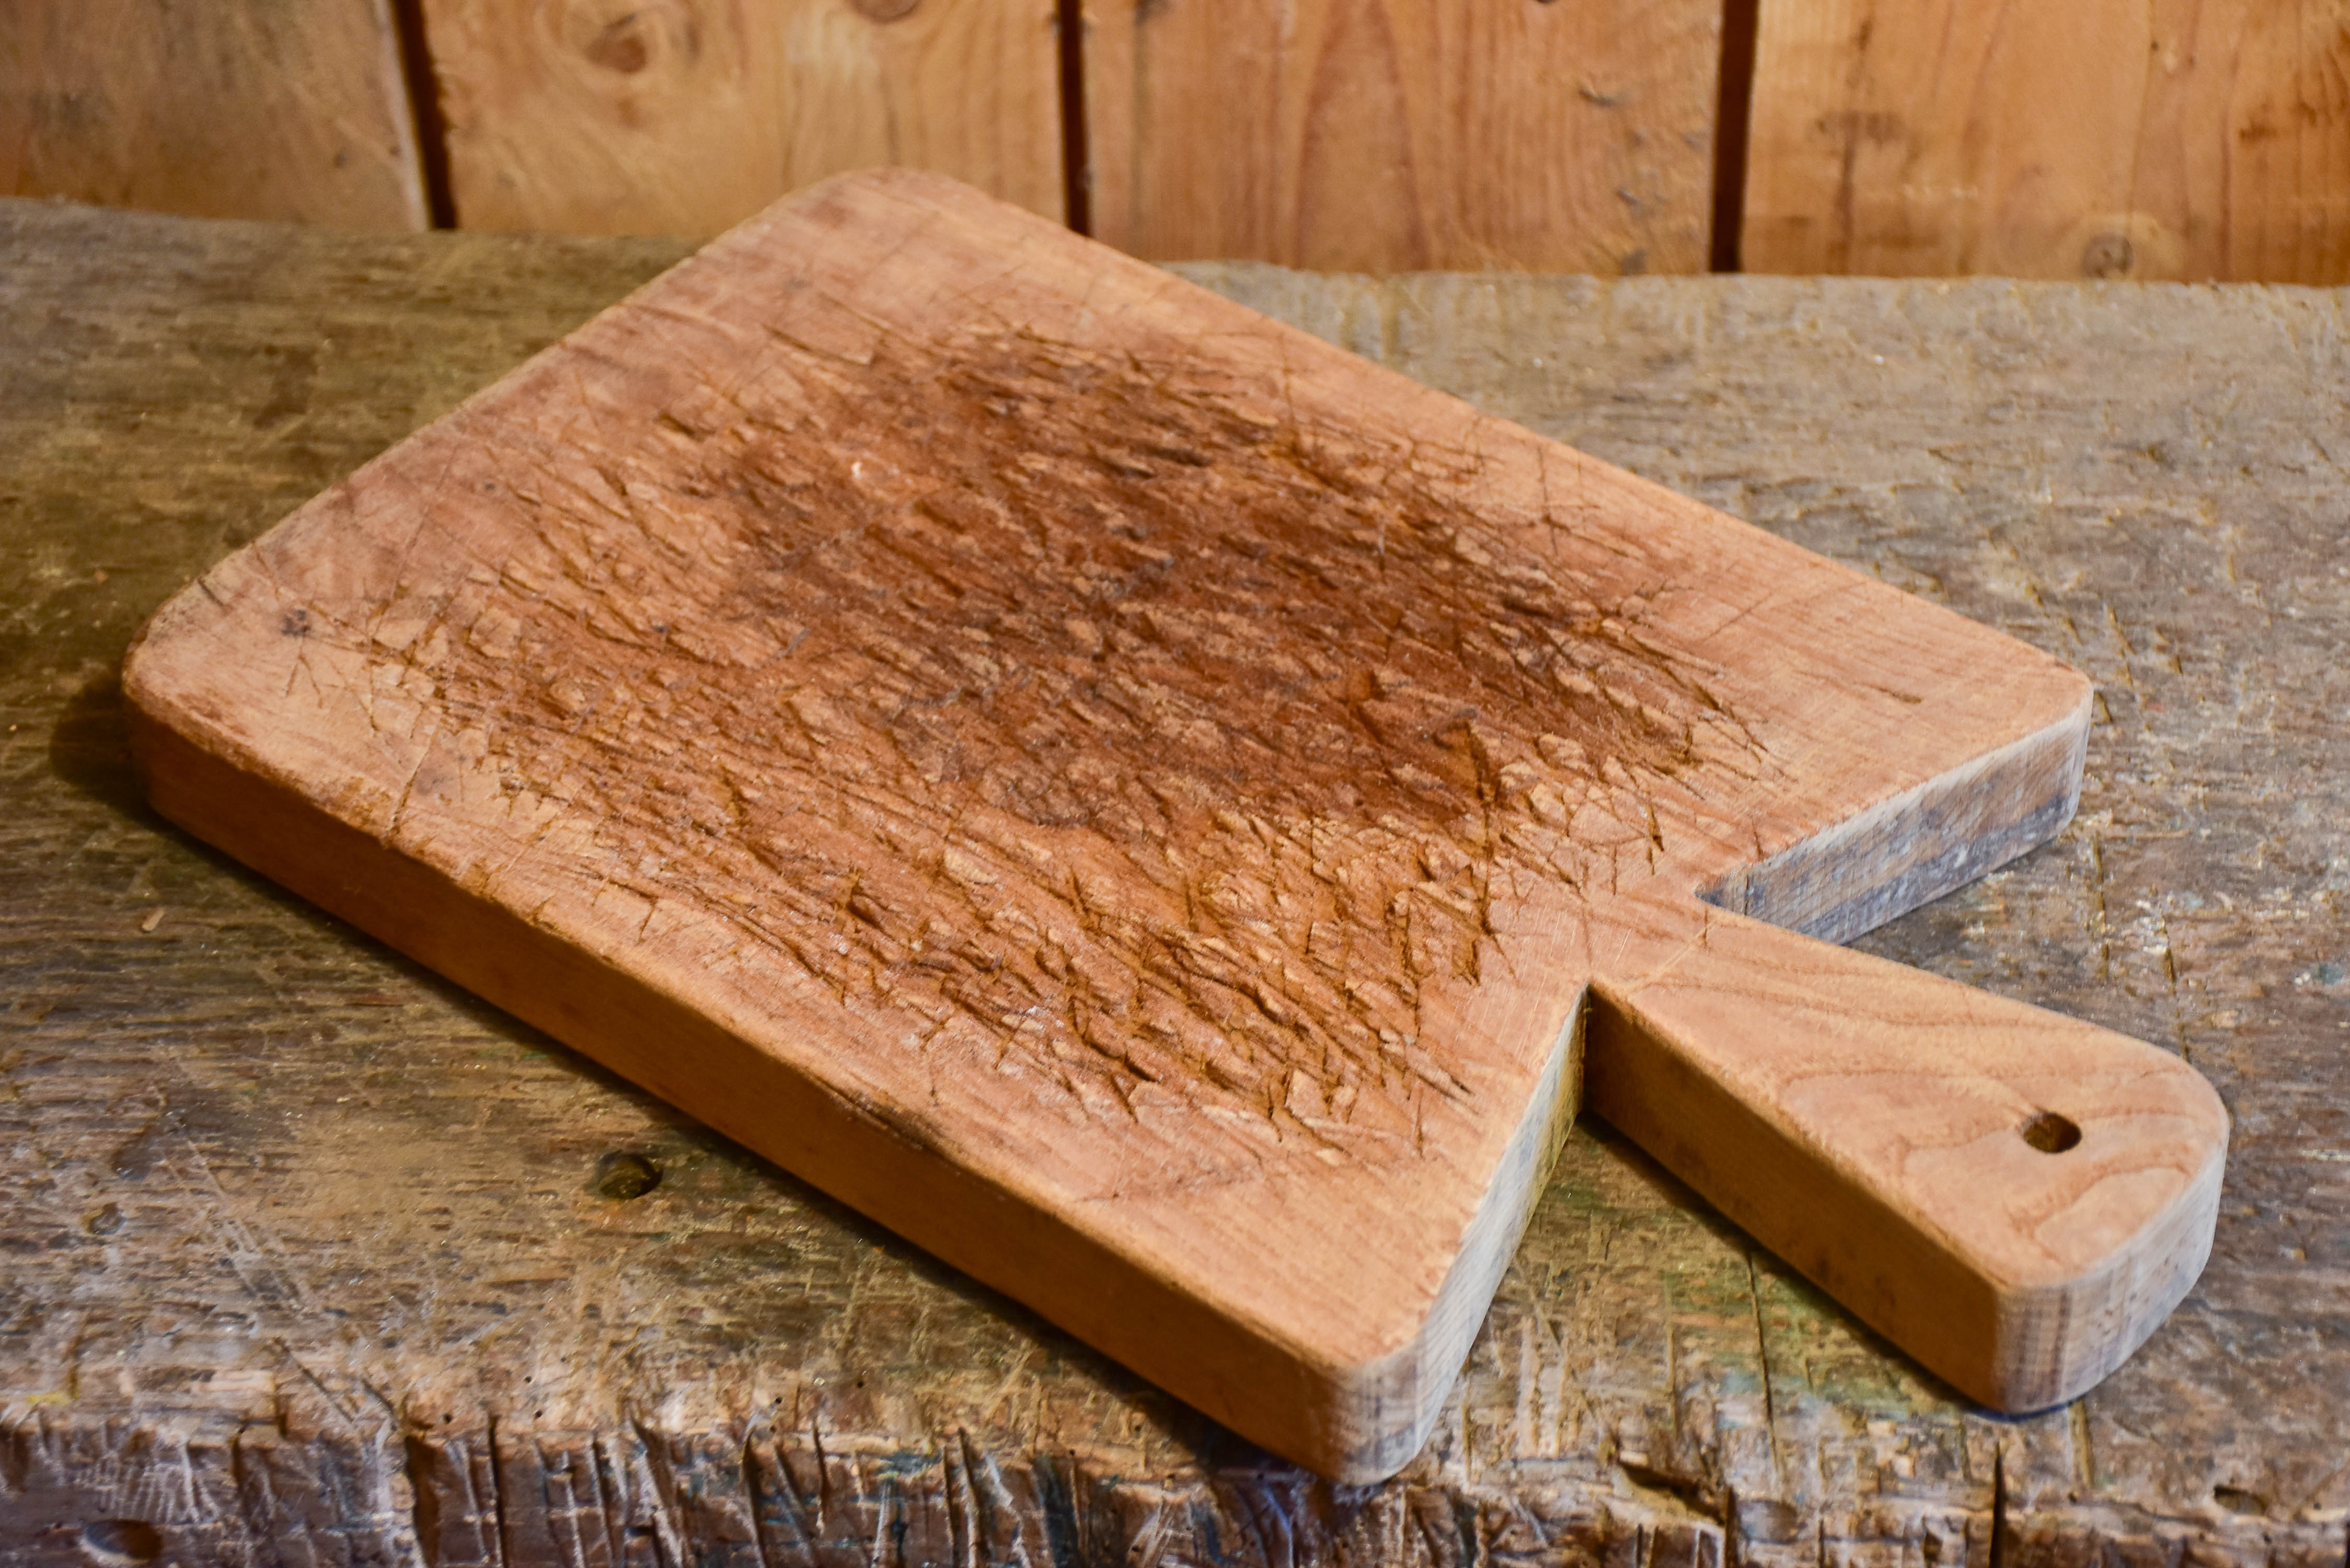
left=122, top=170, right=2209, bottom=1481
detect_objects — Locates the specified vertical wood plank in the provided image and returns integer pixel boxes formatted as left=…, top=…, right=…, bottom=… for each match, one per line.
left=1082, top=0, right=1722, bottom=274
left=1741, top=0, right=2350, bottom=283
left=0, top=0, right=427, bottom=230
left=420, top=0, right=1064, bottom=236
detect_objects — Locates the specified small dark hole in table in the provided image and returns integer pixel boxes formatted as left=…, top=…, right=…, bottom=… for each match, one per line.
left=593, top=1151, right=662, bottom=1201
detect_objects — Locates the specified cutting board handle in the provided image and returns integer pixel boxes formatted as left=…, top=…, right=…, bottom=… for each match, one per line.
left=1582, top=896, right=2228, bottom=1410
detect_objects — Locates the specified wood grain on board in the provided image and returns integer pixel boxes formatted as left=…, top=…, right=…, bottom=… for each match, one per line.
left=119, top=171, right=2221, bottom=1480
left=417, top=0, right=1063, bottom=236
left=1081, top=0, right=1720, bottom=272
left=0, top=0, right=426, bottom=229
left=1742, top=0, right=2350, bottom=282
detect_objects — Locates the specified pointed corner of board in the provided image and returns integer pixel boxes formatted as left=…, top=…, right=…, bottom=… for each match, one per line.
left=1291, top=994, right=1586, bottom=1484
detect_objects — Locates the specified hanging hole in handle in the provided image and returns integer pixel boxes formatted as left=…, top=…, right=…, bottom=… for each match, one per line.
left=2019, top=1111, right=2082, bottom=1154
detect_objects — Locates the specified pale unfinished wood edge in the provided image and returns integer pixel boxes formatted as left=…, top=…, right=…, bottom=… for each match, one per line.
left=121, top=668, right=1578, bottom=1484
left=1994, top=1136, right=2225, bottom=1403
left=1331, top=1001, right=1585, bottom=1482
left=1584, top=905, right=2229, bottom=1411
left=1701, top=679, right=2092, bottom=943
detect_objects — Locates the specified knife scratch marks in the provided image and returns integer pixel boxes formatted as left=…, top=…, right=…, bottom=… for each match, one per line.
left=354, top=325, right=1760, bottom=1173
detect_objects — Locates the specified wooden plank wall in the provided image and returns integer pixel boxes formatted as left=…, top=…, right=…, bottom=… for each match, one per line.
left=416, top=0, right=1065, bottom=235
left=2, top=2, right=2347, bottom=274
left=1080, top=0, right=1722, bottom=274
left=1741, top=0, right=2350, bottom=283
left=0, top=0, right=427, bottom=231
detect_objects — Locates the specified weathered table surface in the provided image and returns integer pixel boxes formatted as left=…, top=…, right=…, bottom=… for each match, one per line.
left=2, top=197, right=2343, bottom=1568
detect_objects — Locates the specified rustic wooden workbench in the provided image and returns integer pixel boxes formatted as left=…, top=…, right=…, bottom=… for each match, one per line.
left=2, top=198, right=2342, bottom=1566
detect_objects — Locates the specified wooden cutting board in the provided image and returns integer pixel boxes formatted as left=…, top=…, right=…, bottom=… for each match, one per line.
left=123, top=169, right=2228, bottom=1483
